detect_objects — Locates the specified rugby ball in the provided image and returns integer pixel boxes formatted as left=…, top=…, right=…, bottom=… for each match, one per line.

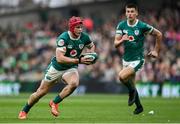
left=81, top=52, right=98, bottom=64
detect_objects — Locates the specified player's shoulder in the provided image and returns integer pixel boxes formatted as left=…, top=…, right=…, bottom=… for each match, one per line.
left=56, top=31, right=69, bottom=46
left=117, top=20, right=127, bottom=28
left=81, top=32, right=89, bottom=37
left=138, top=20, right=150, bottom=27
left=57, top=31, right=69, bottom=41
left=80, top=32, right=90, bottom=40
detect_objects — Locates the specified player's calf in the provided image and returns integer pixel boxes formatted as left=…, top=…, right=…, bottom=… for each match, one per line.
left=128, top=89, right=137, bottom=106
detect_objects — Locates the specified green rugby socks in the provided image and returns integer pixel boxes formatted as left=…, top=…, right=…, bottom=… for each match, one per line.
left=53, top=95, right=63, bottom=104
left=124, top=81, right=135, bottom=93
left=135, top=91, right=142, bottom=108
left=22, top=103, right=32, bottom=113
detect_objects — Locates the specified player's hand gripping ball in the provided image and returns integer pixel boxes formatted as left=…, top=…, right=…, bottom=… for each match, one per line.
left=79, top=52, right=98, bottom=64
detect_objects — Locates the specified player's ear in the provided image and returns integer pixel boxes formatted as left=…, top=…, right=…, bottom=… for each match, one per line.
left=136, top=10, right=138, bottom=16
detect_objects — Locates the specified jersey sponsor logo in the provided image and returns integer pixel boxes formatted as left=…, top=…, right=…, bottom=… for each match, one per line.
left=123, top=30, right=128, bottom=34
left=129, top=36, right=135, bottom=41
left=79, top=44, right=84, bottom=49
left=70, top=50, right=77, bottom=56
left=67, top=45, right=73, bottom=49
left=58, top=39, right=65, bottom=46
left=134, top=30, right=139, bottom=35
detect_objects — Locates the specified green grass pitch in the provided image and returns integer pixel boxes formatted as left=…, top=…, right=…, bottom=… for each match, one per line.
left=0, top=93, right=180, bottom=123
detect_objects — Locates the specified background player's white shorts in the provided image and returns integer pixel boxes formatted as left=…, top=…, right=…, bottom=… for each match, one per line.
left=122, top=59, right=145, bottom=72
left=44, top=64, right=78, bottom=83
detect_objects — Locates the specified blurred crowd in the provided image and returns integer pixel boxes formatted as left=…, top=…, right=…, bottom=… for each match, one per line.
left=0, top=7, right=180, bottom=85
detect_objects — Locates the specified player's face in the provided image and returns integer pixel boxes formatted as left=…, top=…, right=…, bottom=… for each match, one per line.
left=74, top=24, right=83, bottom=37
left=125, top=8, right=138, bottom=21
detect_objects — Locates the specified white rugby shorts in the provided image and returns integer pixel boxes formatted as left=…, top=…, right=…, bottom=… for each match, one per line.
left=44, top=64, right=78, bottom=83
left=122, top=59, right=145, bottom=72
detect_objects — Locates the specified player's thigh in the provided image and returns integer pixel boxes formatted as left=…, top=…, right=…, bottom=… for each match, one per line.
left=126, top=59, right=145, bottom=72
left=44, top=63, right=64, bottom=84
left=37, top=64, right=63, bottom=93
left=36, top=79, right=55, bottom=93
left=120, top=59, right=145, bottom=80
left=62, top=68, right=79, bottom=86
left=119, top=67, right=135, bottom=81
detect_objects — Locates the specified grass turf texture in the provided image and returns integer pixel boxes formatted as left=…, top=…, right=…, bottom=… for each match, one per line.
left=0, top=93, right=179, bottom=123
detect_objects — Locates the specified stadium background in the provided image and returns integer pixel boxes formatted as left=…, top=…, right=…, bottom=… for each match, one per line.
left=0, top=0, right=179, bottom=98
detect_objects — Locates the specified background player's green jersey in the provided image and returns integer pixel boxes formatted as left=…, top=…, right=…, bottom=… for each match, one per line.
left=116, top=19, right=154, bottom=61
left=51, top=31, right=93, bottom=70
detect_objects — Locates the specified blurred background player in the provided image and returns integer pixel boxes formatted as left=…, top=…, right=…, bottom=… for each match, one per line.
left=18, top=16, right=96, bottom=119
left=114, top=3, right=162, bottom=114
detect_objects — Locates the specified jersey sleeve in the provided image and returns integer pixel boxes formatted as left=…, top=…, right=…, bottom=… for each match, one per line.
left=142, top=22, right=154, bottom=34
left=116, top=22, right=124, bottom=36
left=56, top=36, right=67, bottom=53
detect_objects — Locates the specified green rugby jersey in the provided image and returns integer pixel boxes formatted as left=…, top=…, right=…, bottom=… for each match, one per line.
left=51, top=31, right=92, bottom=70
left=116, top=19, right=153, bottom=61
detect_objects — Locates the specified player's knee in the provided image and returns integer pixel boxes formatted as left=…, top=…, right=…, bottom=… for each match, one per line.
left=31, top=92, right=38, bottom=99
left=36, top=89, right=48, bottom=98
left=69, top=81, right=79, bottom=88
left=119, top=74, right=130, bottom=84
left=119, top=73, right=125, bottom=82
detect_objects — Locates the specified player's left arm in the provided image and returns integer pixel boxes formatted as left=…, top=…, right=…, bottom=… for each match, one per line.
left=85, top=42, right=95, bottom=53
left=79, top=42, right=96, bottom=65
left=82, top=33, right=95, bottom=53
left=148, top=28, right=162, bottom=58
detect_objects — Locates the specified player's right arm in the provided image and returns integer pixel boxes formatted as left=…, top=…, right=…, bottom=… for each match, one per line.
left=56, top=48, right=79, bottom=64
left=114, top=34, right=129, bottom=48
left=55, top=37, right=79, bottom=64
left=56, top=47, right=92, bottom=65
left=114, top=21, right=129, bottom=48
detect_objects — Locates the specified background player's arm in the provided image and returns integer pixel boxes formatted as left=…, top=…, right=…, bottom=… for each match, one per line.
left=148, top=28, right=162, bottom=58
left=56, top=48, right=79, bottom=64
left=114, top=34, right=129, bottom=48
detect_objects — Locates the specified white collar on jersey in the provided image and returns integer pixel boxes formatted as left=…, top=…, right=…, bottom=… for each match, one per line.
left=127, top=19, right=139, bottom=27
left=68, top=31, right=81, bottom=40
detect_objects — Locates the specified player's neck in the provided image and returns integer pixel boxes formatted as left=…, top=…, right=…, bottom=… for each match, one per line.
left=68, top=31, right=81, bottom=40
left=71, top=33, right=78, bottom=38
left=129, top=18, right=137, bottom=24
left=127, top=19, right=138, bottom=27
